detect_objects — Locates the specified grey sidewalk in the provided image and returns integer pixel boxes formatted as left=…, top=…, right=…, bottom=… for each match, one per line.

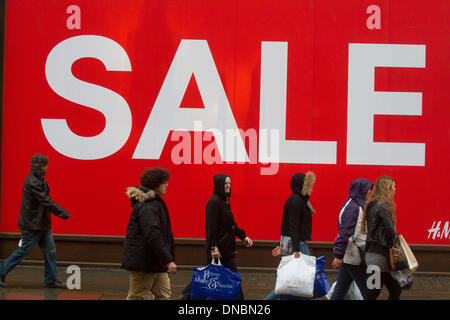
left=1, top=265, right=449, bottom=300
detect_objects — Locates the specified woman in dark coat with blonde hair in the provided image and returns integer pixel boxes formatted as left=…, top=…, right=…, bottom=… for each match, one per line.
left=361, top=176, right=401, bottom=300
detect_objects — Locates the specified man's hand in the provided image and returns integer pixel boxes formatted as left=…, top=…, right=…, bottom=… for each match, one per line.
left=211, top=249, right=221, bottom=259
left=167, top=261, right=177, bottom=273
left=272, top=246, right=280, bottom=257
left=244, top=237, right=253, bottom=248
left=332, top=258, right=343, bottom=269
left=60, top=210, right=71, bottom=220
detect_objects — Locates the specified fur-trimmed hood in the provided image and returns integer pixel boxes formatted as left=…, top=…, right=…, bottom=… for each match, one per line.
left=126, top=186, right=156, bottom=207
left=290, top=171, right=316, bottom=196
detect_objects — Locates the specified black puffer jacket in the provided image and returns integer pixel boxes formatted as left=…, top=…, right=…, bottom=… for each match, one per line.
left=365, top=199, right=397, bottom=255
left=280, top=172, right=316, bottom=251
left=18, top=172, right=70, bottom=231
left=122, top=186, right=175, bottom=273
left=205, top=174, right=246, bottom=261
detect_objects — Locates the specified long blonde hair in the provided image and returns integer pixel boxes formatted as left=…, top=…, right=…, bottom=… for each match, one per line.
left=360, top=176, right=396, bottom=234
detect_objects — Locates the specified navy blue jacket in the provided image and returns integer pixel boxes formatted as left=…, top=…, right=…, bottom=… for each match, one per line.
left=333, top=178, right=374, bottom=259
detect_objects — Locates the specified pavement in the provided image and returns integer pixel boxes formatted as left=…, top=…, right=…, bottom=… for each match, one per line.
left=0, top=265, right=449, bottom=300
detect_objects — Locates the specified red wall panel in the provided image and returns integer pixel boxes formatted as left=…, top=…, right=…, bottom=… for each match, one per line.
left=1, top=0, right=449, bottom=244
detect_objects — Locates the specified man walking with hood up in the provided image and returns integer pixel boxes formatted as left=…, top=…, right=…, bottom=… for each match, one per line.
left=0, top=154, right=71, bottom=288
left=205, top=174, right=253, bottom=299
left=206, top=174, right=253, bottom=264
left=180, top=174, right=253, bottom=300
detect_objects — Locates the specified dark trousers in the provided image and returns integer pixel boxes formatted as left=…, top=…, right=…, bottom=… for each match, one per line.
left=181, top=257, right=244, bottom=300
left=330, top=263, right=369, bottom=300
left=366, top=271, right=402, bottom=300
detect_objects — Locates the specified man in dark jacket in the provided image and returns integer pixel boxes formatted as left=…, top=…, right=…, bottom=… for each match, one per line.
left=180, top=174, right=253, bottom=300
left=205, top=174, right=253, bottom=263
left=0, top=154, right=70, bottom=288
left=122, top=167, right=176, bottom=300
left=330, top=178, right=373, bottom=300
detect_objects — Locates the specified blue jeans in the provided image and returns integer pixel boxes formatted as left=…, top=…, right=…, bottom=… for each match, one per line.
left=264, top=241, right=310, bottom=300
left=329, top=262, right=368, bottom=300
left=0, top=229, right=58, bottom=284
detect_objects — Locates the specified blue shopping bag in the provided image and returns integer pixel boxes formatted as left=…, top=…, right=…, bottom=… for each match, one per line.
left=191, top=259, right=242, bottom=300
left=280, top=255, right=331, bottom=300
left=313, top=256, right=331, bottom=297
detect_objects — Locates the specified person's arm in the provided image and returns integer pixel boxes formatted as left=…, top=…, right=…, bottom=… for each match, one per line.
left=231, top=216, right=253, bottom=247
left=332, top=202, right=359, bottom=268
left=139, top=204, right=174, bottom=267
left=288, top=199, right=302, bottom=253
left=377, top=204, right=397, bottom=247
left=28, top=178, right=70, bottom=219
left=205, top=200, right=221, bottom=257
left=333, top=202, right=359, bottom=259
left=232, top=214, right=247, bottom=242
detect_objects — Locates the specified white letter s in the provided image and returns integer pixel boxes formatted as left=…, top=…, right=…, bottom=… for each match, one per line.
left=44, top=35, right=132, bottom=160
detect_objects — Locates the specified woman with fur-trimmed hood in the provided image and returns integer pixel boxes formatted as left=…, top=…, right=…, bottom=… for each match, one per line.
left=264, top=171, right=316, bottom=300
left=280, top=171, right=316, bottom=257
left=122, top=167, right=176, bottom=300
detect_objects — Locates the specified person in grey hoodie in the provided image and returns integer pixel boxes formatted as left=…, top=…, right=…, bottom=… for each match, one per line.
left=330, top=178, right=374, bottom=300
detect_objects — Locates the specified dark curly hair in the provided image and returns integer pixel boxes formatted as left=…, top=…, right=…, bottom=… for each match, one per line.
left=140, top=167, right=170, bottom=190
left=30, top=154, right=49, bottom=178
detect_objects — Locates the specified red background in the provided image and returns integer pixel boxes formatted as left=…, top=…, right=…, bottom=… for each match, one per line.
left=1, top=0, right=449, bottom=244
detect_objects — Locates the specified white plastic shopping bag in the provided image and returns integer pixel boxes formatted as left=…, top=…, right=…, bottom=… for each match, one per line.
left=325, top=281, right=336, bottom=300
left=275, top=253, right=316, bottom=298
left=390, top=269, right=414, bottom=290
left=326, top=281, right=363, bottom=300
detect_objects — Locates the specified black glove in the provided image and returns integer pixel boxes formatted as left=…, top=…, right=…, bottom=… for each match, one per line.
left=59, top=210, right=71, bottom=220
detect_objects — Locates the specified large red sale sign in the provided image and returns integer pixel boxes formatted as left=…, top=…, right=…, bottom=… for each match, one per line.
left=1, top=0, right=449, bottom=244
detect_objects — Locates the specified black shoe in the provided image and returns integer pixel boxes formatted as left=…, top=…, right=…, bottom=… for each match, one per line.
left=44, top=280, right=67, bottom=289
left=0, top=276, right=6, bottom=288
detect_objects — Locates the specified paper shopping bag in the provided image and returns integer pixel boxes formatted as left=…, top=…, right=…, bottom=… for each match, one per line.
left=399, top=235, right=419, bottom=271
